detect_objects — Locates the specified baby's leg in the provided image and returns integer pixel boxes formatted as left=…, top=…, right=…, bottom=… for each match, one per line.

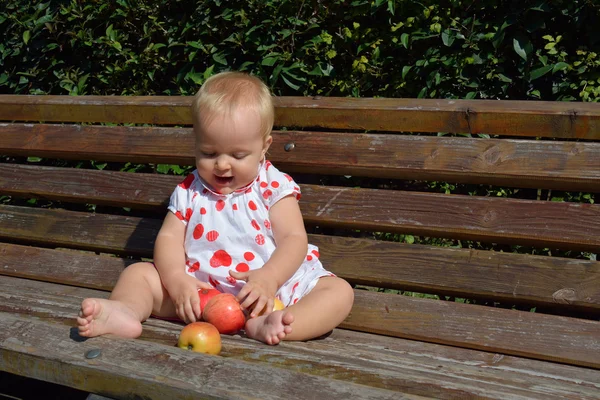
left=245, top=276, right=354, bottom=344
left=77, top=262, right=176, bottom=338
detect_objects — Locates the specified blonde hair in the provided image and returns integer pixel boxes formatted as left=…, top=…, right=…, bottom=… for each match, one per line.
left=191, top=72, right=274, bottom=141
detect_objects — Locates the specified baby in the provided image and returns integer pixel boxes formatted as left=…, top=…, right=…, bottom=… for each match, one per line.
left=77, top=71, right=354, bottom=345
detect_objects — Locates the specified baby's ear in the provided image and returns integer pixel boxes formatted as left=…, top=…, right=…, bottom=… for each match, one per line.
left=262, top=135, right=273, bottom=154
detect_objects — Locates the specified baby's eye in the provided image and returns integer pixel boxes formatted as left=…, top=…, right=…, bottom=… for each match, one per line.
left=233, top=153, right=248, bottom=160
left=201, top=152, right=216, bottom=157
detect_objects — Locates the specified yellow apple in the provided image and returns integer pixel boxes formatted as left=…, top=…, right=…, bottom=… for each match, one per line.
left=256, top=298, right=285, bottom=316
left=177, top=322, right=221, bottom=355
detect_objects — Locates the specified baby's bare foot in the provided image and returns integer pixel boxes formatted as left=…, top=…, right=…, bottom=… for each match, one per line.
left=244, top=310, right=294, bottom=345
left=77, top=298, right=142, bottom=338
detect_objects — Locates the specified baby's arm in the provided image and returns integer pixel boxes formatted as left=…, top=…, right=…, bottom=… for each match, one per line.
left=154, top=212, right=211, bottom=322
left=231, top=195, right=308, bottom=317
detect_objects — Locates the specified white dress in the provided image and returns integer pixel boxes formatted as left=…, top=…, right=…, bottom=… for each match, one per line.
left=167, top=160, right=334, bottom=306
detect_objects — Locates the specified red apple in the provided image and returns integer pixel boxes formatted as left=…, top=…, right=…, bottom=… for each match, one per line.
left=198, top=288, right=221, bottom=312
left=177, top=322, right=221, bottom=355
left=202, top=293, right=246, bottom=334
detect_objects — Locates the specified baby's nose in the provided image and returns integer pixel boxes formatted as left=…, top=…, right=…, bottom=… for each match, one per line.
left=215, top=157, right=231, bottom=171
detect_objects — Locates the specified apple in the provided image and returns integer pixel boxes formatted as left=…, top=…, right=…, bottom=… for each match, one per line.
left=198, top=288, right=221, bottom=312
left=256, top=298, right=285, bottom=316
left=177, top=322, right=222, bottom=355
left=202, top=293, right=246, bottom=334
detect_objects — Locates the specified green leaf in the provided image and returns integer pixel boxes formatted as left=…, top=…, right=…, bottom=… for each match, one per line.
left=401, top=33, right=409, bottom=49
left=156, top=164, right=171, bottom=174
left=513, top=34, right=533, bottom=61
left=27, top=157, right=42, bottom=162
left=212, top=53, right=227, bottom=65
left=497, top=74, right=512, bottom=83
left=492, top=29, right=505, bottom=49
left=552, top=62, right=569, bottom=73
left=441, top=29, right=454, bottom=47
left=0, top=74, right=8, bottom=85
left=23, top=30, right=31, bottom=44
left=402, top=66, right=411, bottom=80
left=261, top=56, right=279, bottom=66
left=281, top=74, right=300, bottom=90
left=529, top=65, right=553, bottom=80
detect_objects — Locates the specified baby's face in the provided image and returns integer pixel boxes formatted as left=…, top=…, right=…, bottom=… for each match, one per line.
left=194, top=107, right=271, bottom=195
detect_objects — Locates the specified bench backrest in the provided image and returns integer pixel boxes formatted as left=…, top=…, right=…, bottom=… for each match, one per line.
left=0, top=95, right=599, bottom=369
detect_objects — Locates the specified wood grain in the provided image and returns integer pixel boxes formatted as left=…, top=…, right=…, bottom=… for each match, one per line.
left=1, top=95, right=599, bottom=139
left=1, top=276, right=599, bottom=399
left=344, top=290, right=600, bottom=369
left=1, top=206, right=599, bottom=313
left=1, top=273, right=598, bottom=372
left=0, top=313, right=412, bottom=400
left=2, top=166, right=599, bottom=252
left=2, top=123, right=600, bottom=191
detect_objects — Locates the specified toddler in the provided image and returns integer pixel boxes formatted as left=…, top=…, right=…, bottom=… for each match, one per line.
left=77, top=71, right=354, bottom=345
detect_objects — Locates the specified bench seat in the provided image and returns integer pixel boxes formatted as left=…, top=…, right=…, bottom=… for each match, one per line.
left=0, top=95, right=599, bottom=399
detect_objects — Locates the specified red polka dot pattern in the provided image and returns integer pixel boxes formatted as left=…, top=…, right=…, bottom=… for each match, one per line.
left=210, top=250, right=232, bottom=268
left=187, top=261, right=200, bottom=273
left=193, top=224, right=204, bottom=240
left=244, top=252, right=255, bottom=261
left=179, top=174, right=195, bottom=189
left=206, top=230, right=219, bottom=242
left=209, top=276, right=219, bottom=287
left=236, top=263, right=250, bottom=272
left=255, top=234, right=265, bottom=245
left=216, top=199, right=225, bottom=211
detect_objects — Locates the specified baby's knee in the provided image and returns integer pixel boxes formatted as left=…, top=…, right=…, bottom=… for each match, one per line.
left=323, top=276, right=355, bottom=306
left=336, top=277, right=355, bottom=306
left=119, top=261, right=158, bottom=279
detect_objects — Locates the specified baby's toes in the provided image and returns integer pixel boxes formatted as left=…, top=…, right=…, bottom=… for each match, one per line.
left=269, top=335, right=281, bottom=345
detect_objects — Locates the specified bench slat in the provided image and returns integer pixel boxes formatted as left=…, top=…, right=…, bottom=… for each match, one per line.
left=0, top=313, right=410, bottom=400
left=7, top=277, right=600, bottom=400
left=346, top=290, right=600, bottom=369
left=2, top=207, right=599, bottom=313
left=2, top=165, right=599, bottom=252
left=2, top=276, right=599, bottom=400
left=2, top=124, right=600, bottom=191
left=1, top=96, right=598, bottom=139
left=1, top=265, right=598, bottom=370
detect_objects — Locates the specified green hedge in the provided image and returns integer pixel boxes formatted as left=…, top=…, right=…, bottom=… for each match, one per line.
left=1, top=0, right=599, bottom=101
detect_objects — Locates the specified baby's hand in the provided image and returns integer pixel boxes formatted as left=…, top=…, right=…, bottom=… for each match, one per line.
left=164, top=274, right=212, bottom=323
left=229, top=269, right=278, bottom=318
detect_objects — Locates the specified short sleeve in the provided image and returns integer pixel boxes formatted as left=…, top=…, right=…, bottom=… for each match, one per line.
left=167, top=172, right=197, bottom=225
left=260, top=161, right=301, bottom=208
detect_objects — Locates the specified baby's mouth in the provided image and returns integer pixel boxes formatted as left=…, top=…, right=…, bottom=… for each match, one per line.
left=214, top=175, right=234, bottom=185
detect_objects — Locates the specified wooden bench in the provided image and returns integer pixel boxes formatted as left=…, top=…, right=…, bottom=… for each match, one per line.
left=0, top=95, right=599, bottom=399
